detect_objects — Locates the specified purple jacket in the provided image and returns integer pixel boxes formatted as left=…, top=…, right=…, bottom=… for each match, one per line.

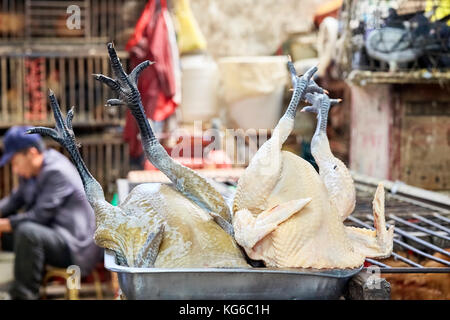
left=0, top=149, right=102, bottom=276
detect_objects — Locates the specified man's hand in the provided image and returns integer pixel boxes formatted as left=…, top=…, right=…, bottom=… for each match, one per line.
left=0, top=218, right=12, bottom=233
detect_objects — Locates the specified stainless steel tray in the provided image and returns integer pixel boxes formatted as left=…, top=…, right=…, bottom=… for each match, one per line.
left=104, top=250, right=362, bottom=300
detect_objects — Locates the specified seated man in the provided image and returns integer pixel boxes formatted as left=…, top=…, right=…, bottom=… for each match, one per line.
left=0, top=126, right=102, bottom=300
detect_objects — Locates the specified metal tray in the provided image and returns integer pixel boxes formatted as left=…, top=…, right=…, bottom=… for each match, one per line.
left=104, top=250, right=362, bottom=300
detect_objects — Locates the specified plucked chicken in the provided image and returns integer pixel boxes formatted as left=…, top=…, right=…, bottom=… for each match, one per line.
left=28, top=43, right=248, bottom=269
left=233, top=62, right=394, bottom=269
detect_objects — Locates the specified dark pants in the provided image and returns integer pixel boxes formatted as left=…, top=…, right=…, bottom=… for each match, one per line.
left=1, top=222, right=73, bottom=300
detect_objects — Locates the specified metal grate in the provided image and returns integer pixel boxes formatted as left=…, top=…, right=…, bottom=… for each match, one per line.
left=349, top=180, right=450, bottom=274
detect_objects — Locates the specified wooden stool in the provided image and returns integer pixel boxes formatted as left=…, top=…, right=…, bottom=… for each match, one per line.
left=41, top=266, right=103, bottom=300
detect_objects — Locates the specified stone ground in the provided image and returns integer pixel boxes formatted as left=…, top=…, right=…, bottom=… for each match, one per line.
left=0, top=252, right=116, bottom=300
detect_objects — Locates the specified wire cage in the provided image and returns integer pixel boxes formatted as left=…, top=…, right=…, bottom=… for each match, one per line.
left=339, top=0, right=450, bottom=76
left=0, top=0, right=147, bottom=127
left=0, top=48, right=129, bottom=128
left=0, top=0, right=147, bottom=46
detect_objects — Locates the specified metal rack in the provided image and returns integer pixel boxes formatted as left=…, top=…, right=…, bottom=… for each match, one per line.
left=349, top=175, right=450, bottom=274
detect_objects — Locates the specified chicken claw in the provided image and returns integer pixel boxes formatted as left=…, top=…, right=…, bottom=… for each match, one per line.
left=93, top=43, right=154, bottom=111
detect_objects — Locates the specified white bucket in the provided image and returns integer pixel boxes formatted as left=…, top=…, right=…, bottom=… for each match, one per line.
left=218, top=56, right=289, bottom=130
left=226, top=86, right=285, bottom=130
left=179, top=54, right=219, bottom=123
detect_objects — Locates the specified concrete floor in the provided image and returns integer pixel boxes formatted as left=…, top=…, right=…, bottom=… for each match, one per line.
left=0, top=252, right=14, bottom=289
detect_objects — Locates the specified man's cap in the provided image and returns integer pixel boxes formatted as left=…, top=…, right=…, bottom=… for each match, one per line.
left=0, top=126, right=43, bottom=167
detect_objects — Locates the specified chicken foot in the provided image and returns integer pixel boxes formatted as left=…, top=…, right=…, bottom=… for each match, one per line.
left=134, top=224, right=165, bottom=268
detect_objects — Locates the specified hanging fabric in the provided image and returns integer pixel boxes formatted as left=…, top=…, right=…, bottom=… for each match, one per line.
left=173, top=0, right=207, bottom=54
left=124, top=0, right=180, bottom=159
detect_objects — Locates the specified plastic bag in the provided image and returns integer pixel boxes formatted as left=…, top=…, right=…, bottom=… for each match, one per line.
left=173, top=0, right=207, bottom=54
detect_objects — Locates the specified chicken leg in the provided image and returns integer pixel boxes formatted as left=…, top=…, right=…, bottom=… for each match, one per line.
left=94, top=43, right=233, bottom=234
left=233, top=62, right=324, bottom=215
left=27, top=92, right=164, bottom=267
left=302, top=93, right=356, bottom=221
left=345, top=183, right=394, bottom=258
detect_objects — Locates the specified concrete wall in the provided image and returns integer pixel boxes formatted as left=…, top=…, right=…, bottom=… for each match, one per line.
left=190, top=0, right=324, bottom=57
left=349, top=83, right=450, bottom=190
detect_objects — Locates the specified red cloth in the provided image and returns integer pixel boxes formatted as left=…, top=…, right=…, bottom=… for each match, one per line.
left=124, top=0, right=178, bottom=158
